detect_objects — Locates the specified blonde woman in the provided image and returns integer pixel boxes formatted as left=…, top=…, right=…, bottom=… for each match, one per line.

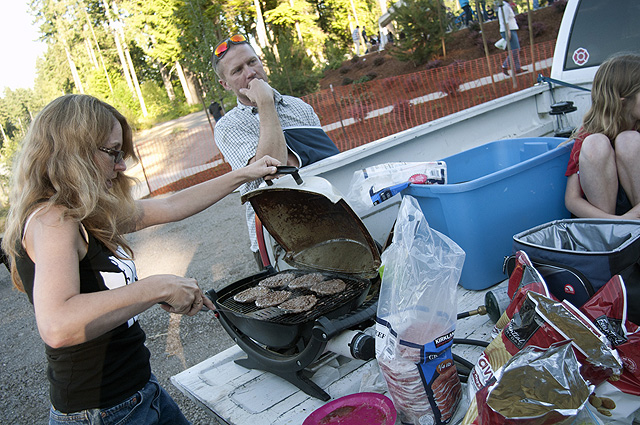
left=2, top=94, right=279, bottom=424
left=564, top=53, right=640, bottom=219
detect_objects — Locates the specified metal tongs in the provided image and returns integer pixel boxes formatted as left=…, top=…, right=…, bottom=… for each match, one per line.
left=266, top=165, right=303, bottom=186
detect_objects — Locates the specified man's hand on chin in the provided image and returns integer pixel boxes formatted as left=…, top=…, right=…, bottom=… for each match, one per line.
left=240, top=79, right=273, bottom=107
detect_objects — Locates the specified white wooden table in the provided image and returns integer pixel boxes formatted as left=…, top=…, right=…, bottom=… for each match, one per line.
left=171, top=282, right=502, bottom=424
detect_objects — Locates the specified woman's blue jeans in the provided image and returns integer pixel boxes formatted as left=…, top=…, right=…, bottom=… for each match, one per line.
left=49, top=374, right=190, bottom=425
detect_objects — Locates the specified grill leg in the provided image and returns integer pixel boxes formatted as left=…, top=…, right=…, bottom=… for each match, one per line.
left=234, top=357, right=331, bottom=401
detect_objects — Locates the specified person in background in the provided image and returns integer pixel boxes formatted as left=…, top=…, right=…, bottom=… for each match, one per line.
left=496, top=0, right=525, bottom=75
left=211, top=34, right=340, bottom=268
left=387, top=30, right=395, bottom=44
left=208, top=100, right=224, bottom=121
left=477, top=0, right=489, bottom=21
left=352, top=25, right=361, bottom=56
left=564, top=53, right=640, bottom=219
left=459, top=0, right=473, bottom=26
left=361, top=27, right=369, bottom=54
left=1, top=94, right=280, bottom=425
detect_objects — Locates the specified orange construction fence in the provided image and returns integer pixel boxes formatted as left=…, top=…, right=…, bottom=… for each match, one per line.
left=135, top=40, right=556, bottom=197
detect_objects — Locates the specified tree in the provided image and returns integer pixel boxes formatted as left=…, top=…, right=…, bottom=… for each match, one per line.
left=261, top=32, right=321, bottom=97
left=264, top=0, right=327, bottom=64
left=389, top=0, right=449, bottom=66
left=313, top=0, right=380, bottom=53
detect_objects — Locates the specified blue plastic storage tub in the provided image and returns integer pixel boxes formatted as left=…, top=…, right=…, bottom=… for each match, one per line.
left=403, top=137, right=574, bottom=290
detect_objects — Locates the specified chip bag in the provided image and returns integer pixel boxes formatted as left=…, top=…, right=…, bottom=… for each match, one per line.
left=463, top=341, right=599, bottom=425
left=580, top=275, right=640, bottom=423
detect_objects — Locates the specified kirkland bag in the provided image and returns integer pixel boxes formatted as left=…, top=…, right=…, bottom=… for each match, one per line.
left=509, top=219, right=640, bottom=324
left=375, top=195, right=466, bottom=424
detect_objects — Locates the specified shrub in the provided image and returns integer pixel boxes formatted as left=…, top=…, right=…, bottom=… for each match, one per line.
left=342, top=77, right=354, bottom=85
left=531, top=22, right=546, bottom=37
left=354, top=73, right=377, bottom=84
left=449, top=60, right=465, bottom=70
left=388, top=0, right=448, bottom=66
left=515, top=13, right=528, bottom=29
left=349, top=103, right=369, bottom=122
left=403, top=73, right=423, bottom=92
left=467, top=21, right=480, bottom=32
left=382, top=77, right=397, bottom=91
left=468, top=32, right=483, bottom=49
left=339, top=66, right=351, bottom=74
left=373, top=56, right=385, bottom=66
left=425, top=59, right=442, bottom=70
left=393, top=99, right=412, bottom=118
left=439, top=77, right=462, bottom=96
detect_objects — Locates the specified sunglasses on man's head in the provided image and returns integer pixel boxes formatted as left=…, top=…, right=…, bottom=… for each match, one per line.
left=213, top=34, right=248, bottom=60
left=99, top=146, right=125, bottom=164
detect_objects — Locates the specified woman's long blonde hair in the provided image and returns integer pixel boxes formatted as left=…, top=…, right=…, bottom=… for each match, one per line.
left=2, top=94, right=139, bottom=291
left=581, top=53, right=640, bottom=141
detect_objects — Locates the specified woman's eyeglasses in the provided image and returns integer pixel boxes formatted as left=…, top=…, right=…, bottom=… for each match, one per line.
left=99, top=146, right=125, bottom=163
left=213, top=34, right=248, bottom=60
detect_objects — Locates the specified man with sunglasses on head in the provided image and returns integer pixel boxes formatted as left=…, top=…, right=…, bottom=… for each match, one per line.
left=211, top=34, right=340, bottom=269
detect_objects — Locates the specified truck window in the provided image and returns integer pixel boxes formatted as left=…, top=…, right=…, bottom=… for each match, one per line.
left=563, top=0, right=640, bottom=72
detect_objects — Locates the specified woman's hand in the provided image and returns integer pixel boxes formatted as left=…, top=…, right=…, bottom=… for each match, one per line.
left=245, top=155, right=281, bottom=182
left=158, top=275, right=216, bottom=316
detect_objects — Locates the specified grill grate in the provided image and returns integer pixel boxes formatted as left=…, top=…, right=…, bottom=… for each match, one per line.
left=217, top=270, right=369, bottom=324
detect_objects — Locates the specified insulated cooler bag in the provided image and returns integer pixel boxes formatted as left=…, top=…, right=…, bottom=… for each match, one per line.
left=511, top=219, right=640, bottom=325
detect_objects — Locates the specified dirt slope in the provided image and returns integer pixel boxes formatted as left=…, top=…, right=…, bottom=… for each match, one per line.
left=320, top=3, right=566, bottom=90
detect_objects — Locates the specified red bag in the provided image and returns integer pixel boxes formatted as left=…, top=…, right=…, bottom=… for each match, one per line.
left=581, top=275, right=640, bottom=396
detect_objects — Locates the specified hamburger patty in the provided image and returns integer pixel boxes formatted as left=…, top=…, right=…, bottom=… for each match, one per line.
left=278, top=295, right=318, bottom=313
left=258, top=272, right=296, bottom=288
left=255, top=290, right=292, bottom=308
left=287, top=272, right=325, bottom=289
left=233, top=286, right=271, bottom=303
left=310, top=278, right=346, bottom=295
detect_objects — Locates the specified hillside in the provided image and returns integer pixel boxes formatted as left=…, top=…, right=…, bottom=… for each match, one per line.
left=320, top=2, right=566, bottom=90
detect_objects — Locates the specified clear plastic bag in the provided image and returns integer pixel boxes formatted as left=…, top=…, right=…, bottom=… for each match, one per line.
left=345, top=162, right=446, bottom=215
left=375, top=195, right=465, bottom=424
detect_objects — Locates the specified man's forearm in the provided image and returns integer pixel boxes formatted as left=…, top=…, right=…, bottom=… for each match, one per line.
left=252, top=99, right=287, bottom=165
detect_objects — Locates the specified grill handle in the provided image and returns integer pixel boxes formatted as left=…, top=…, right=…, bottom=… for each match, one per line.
left=205, top=288, right=218, bottom=303
left=266, top=166, right=303, bottom=186
left=312, top=298, right=378, bottom=342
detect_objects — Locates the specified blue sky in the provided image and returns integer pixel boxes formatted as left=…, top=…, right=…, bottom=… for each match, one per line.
left=0, top=1, right=47, bottom=91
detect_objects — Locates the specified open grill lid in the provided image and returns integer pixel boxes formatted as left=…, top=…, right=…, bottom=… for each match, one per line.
left=241, top=173, right=381, bottom=278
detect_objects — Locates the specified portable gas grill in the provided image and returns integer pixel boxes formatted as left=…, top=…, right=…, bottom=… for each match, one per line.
left=206, top=168, right=382, bottom=401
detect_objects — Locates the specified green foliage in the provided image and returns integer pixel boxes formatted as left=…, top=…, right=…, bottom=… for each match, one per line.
left=25, top=0, right=389, bottom=127
left=313, top=0, right=381, bottom=50
left=261, top=33, right=321, bottom=98
left=389, top=0, right=449, bottom=66
left=137, top=81, right=201, bottom=129
left=0, top=87, right=39, bottom=205
left=325, top=42, right=349, bottom=70
left=0, top=134, right=21, bottom=205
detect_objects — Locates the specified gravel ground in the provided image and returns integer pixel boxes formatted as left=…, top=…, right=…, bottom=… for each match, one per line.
left=0, top=189, right=261, bottom=424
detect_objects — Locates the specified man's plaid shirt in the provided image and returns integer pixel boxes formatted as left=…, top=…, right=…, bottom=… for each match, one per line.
left=214, top=89, right=323, bottom=252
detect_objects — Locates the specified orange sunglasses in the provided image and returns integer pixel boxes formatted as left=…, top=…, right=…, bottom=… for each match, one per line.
left=213, top=34, right=248, bottom=60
